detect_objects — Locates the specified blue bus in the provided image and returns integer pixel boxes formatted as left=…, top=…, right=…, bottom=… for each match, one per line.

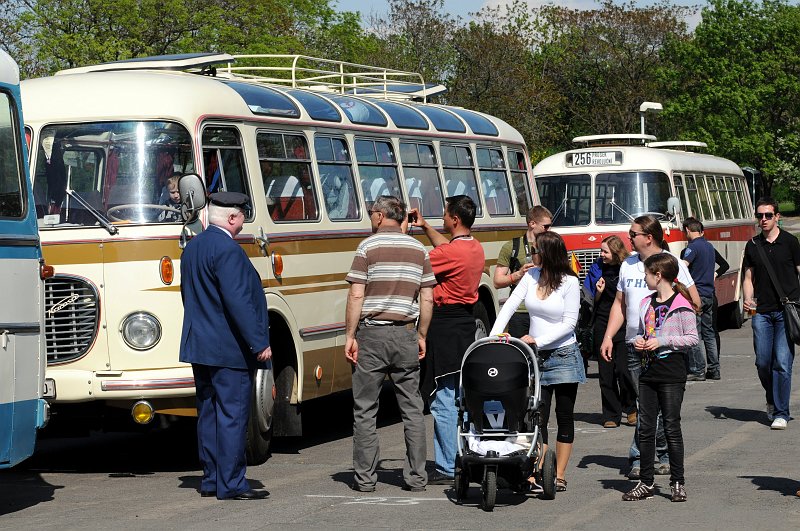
left=0, top=50, right=49, bottom=469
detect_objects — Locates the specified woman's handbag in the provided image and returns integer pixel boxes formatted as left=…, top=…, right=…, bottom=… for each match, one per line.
left=754, top=240, right=800, bottom=345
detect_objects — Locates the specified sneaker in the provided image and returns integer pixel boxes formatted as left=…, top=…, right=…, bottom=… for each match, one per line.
left=627, top=466, right=641, bottom=480
left=670, top=481, right=687, bottom=502
left=655, top=463, right=671, bottom=475
left=401, top=484, right=425, bottom=492
left=622, top=481, right=655, bottom=501
left=687, top=373, right=706, bottom=382
left=705, top=371, right=721, bottom=380
left=771, top=417, right=788, bottom=430
left=766, top=403, right=775, bottom=422
left=427, top=471, right=454, bottom=485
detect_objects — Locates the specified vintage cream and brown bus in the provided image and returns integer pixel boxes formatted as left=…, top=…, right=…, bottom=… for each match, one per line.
left=21, top=53, right=534, bottom=461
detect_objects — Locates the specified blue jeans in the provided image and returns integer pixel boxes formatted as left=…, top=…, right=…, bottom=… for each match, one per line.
left=688, top=296, right=719, bottom=376
left=430, top=373, right=459, bottom=476
left=752, top=311, right=795, bottom=420
left=627, top=344, right=668, bottom=466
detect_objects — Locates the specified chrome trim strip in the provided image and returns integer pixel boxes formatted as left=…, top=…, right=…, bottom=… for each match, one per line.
left=100, top=377, right=195, bottom=391
left=0, top=322, right=41, bottom=334
left=299, top=322, right=346, bottom=337
left=0, top=234, right=40, bottom=246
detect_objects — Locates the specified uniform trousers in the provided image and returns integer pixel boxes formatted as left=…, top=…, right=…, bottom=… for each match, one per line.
left=351, top=325, right=427, bottom=489
left=193, top=363, right=253, bottom=499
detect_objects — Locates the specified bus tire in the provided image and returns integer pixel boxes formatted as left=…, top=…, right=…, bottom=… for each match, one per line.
left=246, top=366, right=275, bottom=466
left=474, top=303, right=490, bottom=341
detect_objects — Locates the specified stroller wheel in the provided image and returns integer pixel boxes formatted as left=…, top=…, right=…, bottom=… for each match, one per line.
left=454, top=468, right=469, bottom=503
left=541, top=447, right=557, bottom=500
left=481, top=468, right=497, bottom=512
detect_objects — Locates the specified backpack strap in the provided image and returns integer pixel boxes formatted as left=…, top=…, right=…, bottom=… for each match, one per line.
left=509, top=236, right=522, bottom=274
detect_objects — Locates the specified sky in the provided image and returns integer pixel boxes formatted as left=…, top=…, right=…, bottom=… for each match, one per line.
left=334, top=0, right=702, bottom=26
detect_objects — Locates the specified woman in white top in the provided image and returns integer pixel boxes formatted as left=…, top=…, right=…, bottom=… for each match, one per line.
left=490, top=231, right=585, bottom=492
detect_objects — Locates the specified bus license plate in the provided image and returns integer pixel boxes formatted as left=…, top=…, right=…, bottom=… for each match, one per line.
left=43, top=378, right=56, bottom=399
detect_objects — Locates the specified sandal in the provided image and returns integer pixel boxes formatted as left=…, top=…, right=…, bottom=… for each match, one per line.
left=555, top=478, right=567, bottom=492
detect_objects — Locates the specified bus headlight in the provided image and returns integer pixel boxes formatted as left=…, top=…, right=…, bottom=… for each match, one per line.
left=121, top=312, right=162, bottom=350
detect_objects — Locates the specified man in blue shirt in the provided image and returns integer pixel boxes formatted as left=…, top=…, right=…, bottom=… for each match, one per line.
left=681, top=217, right=719, bottom=380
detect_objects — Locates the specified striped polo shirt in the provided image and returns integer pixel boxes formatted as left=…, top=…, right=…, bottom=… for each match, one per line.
left=346, top=227, right=437, bottom=322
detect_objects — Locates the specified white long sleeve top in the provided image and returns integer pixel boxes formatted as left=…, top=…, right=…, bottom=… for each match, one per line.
left=489, top=268, right=580, bottom=350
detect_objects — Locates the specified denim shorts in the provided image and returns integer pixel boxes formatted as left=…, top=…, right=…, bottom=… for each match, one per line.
left=538, top=342, right=587, bottom=386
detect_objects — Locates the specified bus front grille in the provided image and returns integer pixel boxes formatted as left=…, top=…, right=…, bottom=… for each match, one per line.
left=571, top=249, right=601, bottom=282
left=44, top=276, right=99, bottom=364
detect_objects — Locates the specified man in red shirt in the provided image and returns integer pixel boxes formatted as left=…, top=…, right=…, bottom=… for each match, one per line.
left=411, top=195, right=485, bottom=484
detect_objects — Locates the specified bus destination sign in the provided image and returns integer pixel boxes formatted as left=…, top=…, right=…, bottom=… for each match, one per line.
left=567, top=151, right=622, bottom=167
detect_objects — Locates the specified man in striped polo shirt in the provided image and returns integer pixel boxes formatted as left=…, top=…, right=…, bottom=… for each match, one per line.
left=345, top=195, right=436, bottom=493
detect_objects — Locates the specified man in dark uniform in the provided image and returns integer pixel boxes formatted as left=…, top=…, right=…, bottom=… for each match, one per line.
left=180, top=191, right=271, bottom=500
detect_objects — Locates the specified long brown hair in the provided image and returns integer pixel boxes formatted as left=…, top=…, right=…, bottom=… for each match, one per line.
left=642, top=253, right=699, bottom=312
left=602, top=234, right=629, bottom=265
left=536, top=231, right=577, bottom=295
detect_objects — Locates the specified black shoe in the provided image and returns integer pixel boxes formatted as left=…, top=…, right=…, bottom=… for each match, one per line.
left=350, top=483, right=376, bottom=493
left=427, top=471, right=454, bottom=485
left=200, top=490, right=216, bottom=498
left=687, top=373, right=706, bottom=382
left=706, top=371, right=721, bottom=380
left=401, top=484, right=426, bottom=492
left=225, top=489, right=269, bottom=500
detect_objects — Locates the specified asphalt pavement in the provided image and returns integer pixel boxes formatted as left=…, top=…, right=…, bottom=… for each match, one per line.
left=2, top=320, right=800, bottom=530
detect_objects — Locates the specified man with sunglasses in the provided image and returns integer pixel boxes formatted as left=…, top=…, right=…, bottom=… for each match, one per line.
left=492, top=205, right=553, bottom=337
left=742, top=197, right=800, bottom=430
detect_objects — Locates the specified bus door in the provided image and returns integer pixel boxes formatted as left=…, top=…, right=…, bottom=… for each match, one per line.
left=0, top=53, right=47, bottom=468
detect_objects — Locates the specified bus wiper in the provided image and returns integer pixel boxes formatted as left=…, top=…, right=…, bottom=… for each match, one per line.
left=65, top=189, right=118, bottom=235
left=551, top=187, right=569, bottom=223
left=609, top=189, right=634, bottom=222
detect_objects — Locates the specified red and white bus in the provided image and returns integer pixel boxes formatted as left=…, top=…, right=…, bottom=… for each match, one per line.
left=532, top=134, right=756, bottom=328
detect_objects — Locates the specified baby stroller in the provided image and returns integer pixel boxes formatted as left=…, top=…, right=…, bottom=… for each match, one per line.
left=454, top=335, right=556, bottom=511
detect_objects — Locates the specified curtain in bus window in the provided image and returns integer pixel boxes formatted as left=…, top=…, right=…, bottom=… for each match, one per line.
left=34, top=121, right=194, bottom=227
left=399, top=142, right=443, bottom=218
left=258, top=132, right=319, bottom=222
left=441, top=144, right=481, bottom=215
left=536, top=174, right=591, bottom=226
left=593, top=172, right=670, bottom=225
left=0, top=93, right=23, bottom=218
left=355, top=139, right=401, bottom=210
left=315, top=136, right=358, bottom=221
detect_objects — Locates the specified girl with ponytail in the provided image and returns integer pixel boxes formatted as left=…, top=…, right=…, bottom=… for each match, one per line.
left=622, top=252, right=698, bottom=503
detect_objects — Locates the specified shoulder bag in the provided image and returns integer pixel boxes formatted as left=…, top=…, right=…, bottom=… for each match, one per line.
left=754, top=240, right=800, bottom=345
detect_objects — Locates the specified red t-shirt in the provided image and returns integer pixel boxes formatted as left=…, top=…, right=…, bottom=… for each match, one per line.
left=428, top=236, right=484, bottom=305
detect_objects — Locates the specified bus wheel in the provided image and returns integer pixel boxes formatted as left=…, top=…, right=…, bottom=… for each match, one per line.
left=474, top=303, right=490, bottom=341
left=246, top=366, right=275, bottom=466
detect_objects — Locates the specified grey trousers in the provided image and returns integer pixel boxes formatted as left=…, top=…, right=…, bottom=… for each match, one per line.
left=352, top=324, right=427, bottom=489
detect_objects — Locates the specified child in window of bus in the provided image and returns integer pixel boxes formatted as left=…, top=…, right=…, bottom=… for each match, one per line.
left=159, top=175, right=182, bottom=222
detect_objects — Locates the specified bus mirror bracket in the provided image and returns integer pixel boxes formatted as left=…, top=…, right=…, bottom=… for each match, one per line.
left=179, top=173, right=207, bottom=223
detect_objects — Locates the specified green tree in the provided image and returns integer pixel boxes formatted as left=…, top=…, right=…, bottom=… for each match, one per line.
left=662, top=0, right=800, bottom=197
left=0, top=0, right=370, bottom=78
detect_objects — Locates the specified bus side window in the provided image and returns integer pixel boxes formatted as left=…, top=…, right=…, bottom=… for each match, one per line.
left=355, top=138, right=401, bottom=210
left=315, top=136, right=358, bottom=221
left=202, top=127, right=252, bottom=216
left=509, top=150, right=531, bottom=215
left=477, top=147, right=512, bottom=216
left=399, top=142, right=443, bottom=218
left=441, top=144, right=482, bottom=216
left=257, top=132, right=319, bottom=222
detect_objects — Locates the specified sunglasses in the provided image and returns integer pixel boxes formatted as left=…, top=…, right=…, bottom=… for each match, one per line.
left=755, top=212, right=775, bottom=220
left=542, top=224, right=552, bottom=230
left=628, top=230, right=647, bottom=239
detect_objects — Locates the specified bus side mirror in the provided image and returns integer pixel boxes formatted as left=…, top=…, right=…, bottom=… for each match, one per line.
left=667, top=196, right=681, bottom=218
left=178, top=173, right=207, bottom=222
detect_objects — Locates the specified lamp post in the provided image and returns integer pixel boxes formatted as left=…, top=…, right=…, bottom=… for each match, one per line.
left=639, top=101, right=663, bottom=136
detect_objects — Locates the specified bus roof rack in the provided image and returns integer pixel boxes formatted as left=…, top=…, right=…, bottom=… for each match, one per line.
left=55, top=53, right=235, bottom=75
left=572, top=134, right=657, bottom=147
left=220, top=54, right=441, bottom=102
left=647, top=140, right=708, bottom=151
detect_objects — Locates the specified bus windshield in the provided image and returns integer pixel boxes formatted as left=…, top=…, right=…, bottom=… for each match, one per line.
left=0, top=92, right=23, bottom=218
left=535, top=174, right=591, bottom=227
left=33, top=121, right=194, bottom=227
left=595, top=171, right=671, bottom=224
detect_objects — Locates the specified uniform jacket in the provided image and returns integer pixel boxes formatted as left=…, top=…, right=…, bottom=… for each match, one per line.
left=179, top=225, right=269, bottom=369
